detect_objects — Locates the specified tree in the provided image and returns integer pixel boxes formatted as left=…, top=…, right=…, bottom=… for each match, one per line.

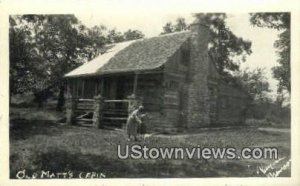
left=106, top=28, right=145, bottom=43
left=10, top=15, right=146, bottom=109
left=9, top=15, right=107, bottom=108
left=250, top=13, right=290, bottom=93
left=86, top=25, right=107, bottom=60
left=123, top=29, right=144, bottom=41
left=161, top=17, right=188, bottom=34
left=161, top=14, right=252, bottom=77
left=234, top=67, right=270, bottom=101
left=106, top=29, right=125, bottom=43
left=9, top=16, right=34, bottom=95
left=174, top=17, right=188, bottom=32
left=161, top=22, right=174, bottom=35
left=195, top=13, right=252, bottom=76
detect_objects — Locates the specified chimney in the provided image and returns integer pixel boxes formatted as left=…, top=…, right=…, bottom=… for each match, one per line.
left=185, top=14, right=212, bottom=128
left=190, top=13, right=211, bottom=42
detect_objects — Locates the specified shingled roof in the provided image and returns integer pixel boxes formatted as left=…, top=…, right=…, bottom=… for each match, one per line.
left=65, top=31, right=191, bottom=77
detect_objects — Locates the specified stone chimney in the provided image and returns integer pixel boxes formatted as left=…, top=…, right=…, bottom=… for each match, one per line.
left=185, top=15, right=212, bottom=128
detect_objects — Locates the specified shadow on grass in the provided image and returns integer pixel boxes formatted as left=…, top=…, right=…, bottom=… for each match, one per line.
left=10, top=119, right=63, bottom=140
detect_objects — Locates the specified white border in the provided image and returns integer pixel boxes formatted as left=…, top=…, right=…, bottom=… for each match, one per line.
left=1, top=0, right=299, bottom=185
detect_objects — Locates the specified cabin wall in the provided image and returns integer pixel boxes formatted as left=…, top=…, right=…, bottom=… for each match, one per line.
left=216, top=83, right=249, bottom=125
left=135, top=73, right=164, bottom=131
left=207, top=59, right=249, bottom=126
left=157, top=25, right=249, bottom=131
left=157, top=42, right=190, bottom=132
left=206, top=57, right=250, bottom=126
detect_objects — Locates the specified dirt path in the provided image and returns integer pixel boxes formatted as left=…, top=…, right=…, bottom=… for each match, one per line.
left=258, top=127, right=290, bottom=133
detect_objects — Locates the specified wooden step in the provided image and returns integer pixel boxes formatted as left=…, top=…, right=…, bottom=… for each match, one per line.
left=78, top=99, right=94, bottom=102
left=78, top=123, right=94, bottom=127
left=76, top=104, right=94, bottom=107
left=76, top=107, right=94, bottom=110
left=103, top=117, right=128, bottom=121
left=104, top=107, right=128, bottom=112
left=103, top=113, right=128, bottom=118
left=103, top=110, right=128, bottom=115
left=77, top=105, right=94, bottom=108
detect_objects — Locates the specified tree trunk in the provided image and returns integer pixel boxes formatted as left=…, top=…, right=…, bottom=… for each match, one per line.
left=34, top=91, right=45, bottom=108
left=56, top=85, right=65, bottom=111
left=37, top=100, right=43, bottom=108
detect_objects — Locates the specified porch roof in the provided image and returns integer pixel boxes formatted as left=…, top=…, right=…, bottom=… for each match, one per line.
left=64, top=31, right=191, bottom=78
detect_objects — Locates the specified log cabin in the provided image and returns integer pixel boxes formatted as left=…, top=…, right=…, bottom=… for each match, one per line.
left=64, top=20, right=250, bottom=132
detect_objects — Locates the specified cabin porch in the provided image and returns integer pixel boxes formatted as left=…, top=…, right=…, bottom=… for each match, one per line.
left=65, top=71, right=163, bottom=128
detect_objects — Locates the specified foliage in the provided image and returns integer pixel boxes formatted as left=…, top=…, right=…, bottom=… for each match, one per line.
left=250, top=13, right=290, bottom=30
left=106, top=28, right=125, bottom=43
left=233, top=67, right=270, bottom=101
left=246, top=99, right=290, bottom=126
left=9, top=17, right=35, bottom=94
left=10, top=15, right=98, bottom=95
left=106, top=28, right=144, bottom=43
left=250, top=13, right=290, bottom=93
left=195, top=13, right=252, bottom=76
left=85, top=25, right=107, bottom=60
left=161, top=17, right=189, bottom=34
left=234, top=67, right=290, bottom=126
left=9, top=15, right=145, bottom=107
left=161, top=14, right=252, bottom=76
left=161, top=22, right=174, bottom=34
left=123, top=29, right=145, bottom=41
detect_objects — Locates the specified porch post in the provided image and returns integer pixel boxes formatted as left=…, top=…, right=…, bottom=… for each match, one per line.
left=81, top=79, right=85, bottom=98
left=95, top=79, right=98, bottom=95
left=100, top=78, right=104, bottom=95
left=93, top=94, right=104, bottom=128
left=133, top=72, right=139, bottom=96
left=76, top=80, right=79, bottom=97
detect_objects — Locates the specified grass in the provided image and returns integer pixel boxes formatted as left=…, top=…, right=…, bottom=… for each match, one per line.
left=10, top=108, right=65, bottom=121
left=10, top=118, right=291, bottom=178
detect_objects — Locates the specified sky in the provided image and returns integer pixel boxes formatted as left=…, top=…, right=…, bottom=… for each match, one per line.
left=76, top=12, right=281, bottom=96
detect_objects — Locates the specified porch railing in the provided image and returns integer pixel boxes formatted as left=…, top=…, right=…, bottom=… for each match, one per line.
left=68, top=97, right=141, bottom=128
left=102, top=100, right=130, bottom=126
left=76, top=99, right=94, bottom=112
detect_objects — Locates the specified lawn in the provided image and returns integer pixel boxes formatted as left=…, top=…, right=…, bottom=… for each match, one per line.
left=9, top=116, right=291, bottom=178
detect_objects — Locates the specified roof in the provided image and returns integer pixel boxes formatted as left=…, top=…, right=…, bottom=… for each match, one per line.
left=65, top=31, right=191, bottom=77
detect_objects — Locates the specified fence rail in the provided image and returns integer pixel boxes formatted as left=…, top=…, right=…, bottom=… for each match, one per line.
left=104, top=99, right=130, bottom=103
left=78, top=99, right=94, bottom=102
left=69, top=97, right=138, bottom=128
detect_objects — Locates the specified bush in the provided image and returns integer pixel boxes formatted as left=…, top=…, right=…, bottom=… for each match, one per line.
left=246, top=100, right=290, bottom=127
